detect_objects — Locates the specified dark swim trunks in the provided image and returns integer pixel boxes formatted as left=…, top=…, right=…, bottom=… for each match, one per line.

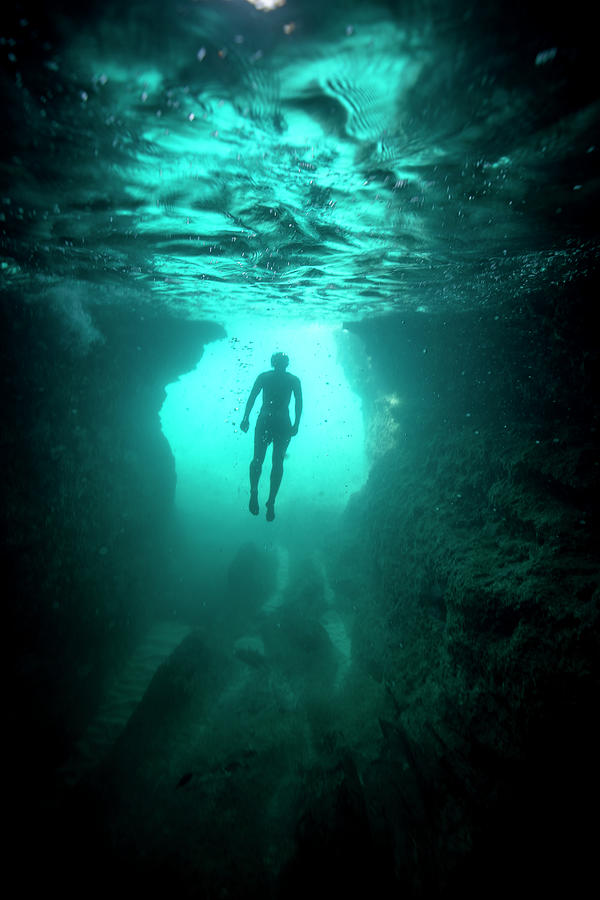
left=255, top=409, right=292, bottom=447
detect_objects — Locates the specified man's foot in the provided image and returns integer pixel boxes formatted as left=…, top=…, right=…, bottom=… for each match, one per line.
left=265, top=501, right=275, bottom=522
left=249, top=493, right=259, bottom=516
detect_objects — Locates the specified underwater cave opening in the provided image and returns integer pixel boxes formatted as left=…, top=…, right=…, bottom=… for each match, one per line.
left=159, top=317, right=370, bottom=614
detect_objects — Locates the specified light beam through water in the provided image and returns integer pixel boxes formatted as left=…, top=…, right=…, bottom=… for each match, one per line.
left=160, top=319, right=368, bottom=554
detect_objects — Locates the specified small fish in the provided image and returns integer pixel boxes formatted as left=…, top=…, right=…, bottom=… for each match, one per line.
left=176, top=772, right=194, bottom=789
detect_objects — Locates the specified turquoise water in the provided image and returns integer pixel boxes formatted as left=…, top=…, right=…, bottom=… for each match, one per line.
left=160, top=320, right=367, bottom=522
left=2, top=1, right=598, bottom=896
left=2, top=0, right=595, bottom=319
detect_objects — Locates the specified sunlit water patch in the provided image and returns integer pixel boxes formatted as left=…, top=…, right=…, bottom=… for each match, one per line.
left=160, top=318, right=367, bottom=547
left=2, top=1, right=597, bottom=321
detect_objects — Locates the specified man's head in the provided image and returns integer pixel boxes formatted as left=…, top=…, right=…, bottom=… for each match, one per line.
left=271, top=352, right=289, bottom=370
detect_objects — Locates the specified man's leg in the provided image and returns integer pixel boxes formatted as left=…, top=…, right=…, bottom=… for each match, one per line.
left=266, top=436, right=290, bottom=521
left=249, top=423, right=269, bottom=515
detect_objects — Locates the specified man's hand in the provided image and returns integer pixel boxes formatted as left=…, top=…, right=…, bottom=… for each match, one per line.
left=240, top=418, right=249, bottom=433
left=291, top=424, right=298, bottom=437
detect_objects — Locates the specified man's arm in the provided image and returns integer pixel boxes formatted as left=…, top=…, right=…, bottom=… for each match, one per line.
left=240, top=375, right=263, bottom=432
left=291, top=377, right=303, bottom=436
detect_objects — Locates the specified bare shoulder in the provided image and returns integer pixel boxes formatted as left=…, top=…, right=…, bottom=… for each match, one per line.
left=250, top=371, right=267, bottom=392
left=288, top=372, right=301, bottom=387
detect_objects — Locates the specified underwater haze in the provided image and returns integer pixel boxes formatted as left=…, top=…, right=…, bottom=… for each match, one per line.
left=2, top=1, right=599, bottom=897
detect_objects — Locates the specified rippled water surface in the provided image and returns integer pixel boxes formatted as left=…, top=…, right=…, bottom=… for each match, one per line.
left=1, top=0, right=598, bottom=320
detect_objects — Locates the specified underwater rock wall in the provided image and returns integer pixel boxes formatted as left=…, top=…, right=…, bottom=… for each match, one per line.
left=3, top=292, right=222, bottom=798
left=4, top=275, right=597, bottom=895
left=334, top=282, right=599, bottom=892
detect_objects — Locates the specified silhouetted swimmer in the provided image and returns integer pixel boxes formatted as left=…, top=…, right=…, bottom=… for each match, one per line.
left=239, top=352, right=302, bottom=521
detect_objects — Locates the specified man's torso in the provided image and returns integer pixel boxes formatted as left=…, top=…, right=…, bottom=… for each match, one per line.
left=259, top=370, right=297, bottom=414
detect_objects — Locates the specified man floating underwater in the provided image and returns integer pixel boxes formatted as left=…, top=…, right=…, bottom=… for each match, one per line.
left=239, top=352, right=302, bottom=521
